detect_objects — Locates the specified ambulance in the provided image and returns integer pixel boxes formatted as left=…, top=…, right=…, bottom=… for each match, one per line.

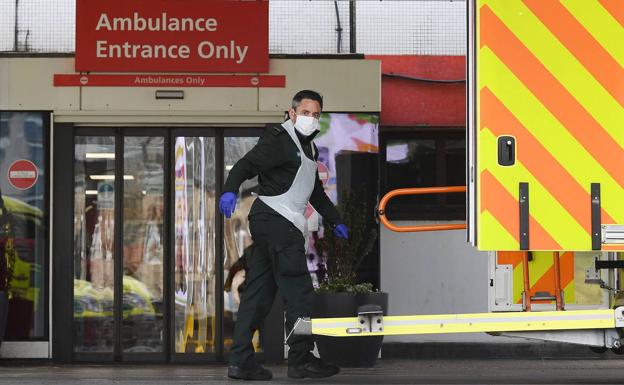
left=295, top=0, right=624, bottom=352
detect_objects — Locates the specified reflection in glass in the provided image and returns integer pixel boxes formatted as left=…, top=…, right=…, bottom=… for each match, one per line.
left=0, top=112, right=47, bottom=340
left=123, top=137, right=164, bottom=353
left=223, top=136, right=259, bottom=352
left=73, top=136, right=115, bottom=353
left=445, top=139, right=466, bottom=205
left=386, top=138, right=437, bottom=206
left=174, top=137, right=216, bottom=353
left=308, top=113, right=380, bottom=285
left=384, top=136, right=465, bottom=219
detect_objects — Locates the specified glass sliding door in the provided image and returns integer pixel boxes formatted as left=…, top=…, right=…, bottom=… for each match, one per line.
left=222, top=136, right=259, bottom=353
left=69, top=128, right=266, bottom=362
left=122, top=136, right=165, bottom=354
left=73, top=131, right=167, bottom=360
left=173, top=136, right=216, bottom=355
left=73, top=136, right=116, bottom=354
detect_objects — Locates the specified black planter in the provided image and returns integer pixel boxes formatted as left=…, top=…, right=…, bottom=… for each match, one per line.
left=314, top=291, right=388, bottom=367
left=0, top=291, right=7, bottom=347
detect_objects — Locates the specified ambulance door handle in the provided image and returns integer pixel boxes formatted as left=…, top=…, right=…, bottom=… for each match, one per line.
left=497, top=136, right=515, bottom=166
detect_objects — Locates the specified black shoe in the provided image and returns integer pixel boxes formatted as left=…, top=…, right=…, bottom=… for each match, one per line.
left=227, top=363, right=273, bottom=381
left=287, top=357, right=340, bottom=379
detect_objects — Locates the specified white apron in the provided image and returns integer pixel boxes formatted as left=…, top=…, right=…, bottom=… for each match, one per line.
left=258, top=120, right=317, bottom=240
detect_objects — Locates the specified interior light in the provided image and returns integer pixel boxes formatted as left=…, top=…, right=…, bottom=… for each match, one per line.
left=85, top=190, right=98, bottom=195
left=86, top=153, right=115, bottom=159
left=89, top=175, right=135, bottom=180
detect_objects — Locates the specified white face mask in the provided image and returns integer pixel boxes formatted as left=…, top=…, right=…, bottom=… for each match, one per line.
left=293, top=114, right=320, bottom=137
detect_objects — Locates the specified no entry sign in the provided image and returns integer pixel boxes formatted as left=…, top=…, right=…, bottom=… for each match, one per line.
left=8, top=160, right=38, bottom=190
left=317, top=162, right=330, bottom=186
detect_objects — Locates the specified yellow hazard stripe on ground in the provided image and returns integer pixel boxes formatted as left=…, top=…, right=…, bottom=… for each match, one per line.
left=311, top=310, right=615, bottom=337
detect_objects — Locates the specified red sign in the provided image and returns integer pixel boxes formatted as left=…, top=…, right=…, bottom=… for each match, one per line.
left=76, top=0, right=269, bottom=73
left=8, top=160, right=38, bottom=190
left=317, top=162, right=330, bottom=185
left=304, top=162, right=331, bottom=219
left=53, top=74, right=285, bottom=87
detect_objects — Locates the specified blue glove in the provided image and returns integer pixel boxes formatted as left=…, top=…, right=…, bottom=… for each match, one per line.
left=334, top=224, right=349, bottom=239
left=219, top=192, right=237, bottom=218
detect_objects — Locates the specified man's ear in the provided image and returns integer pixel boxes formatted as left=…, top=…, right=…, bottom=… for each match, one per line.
left=288, top=108, right=296, bottom=122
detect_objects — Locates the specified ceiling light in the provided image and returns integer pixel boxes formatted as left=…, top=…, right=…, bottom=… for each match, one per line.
left=89, top=175, right=135, bottom=180
left=86, top=153, right=115, bottom=159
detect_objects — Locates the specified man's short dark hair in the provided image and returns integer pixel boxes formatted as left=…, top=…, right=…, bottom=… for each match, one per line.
left=291, top=90, right=323, bottom=110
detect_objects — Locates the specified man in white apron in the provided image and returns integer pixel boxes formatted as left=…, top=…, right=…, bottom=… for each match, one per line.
left=220, top=90, right=349, bottom=380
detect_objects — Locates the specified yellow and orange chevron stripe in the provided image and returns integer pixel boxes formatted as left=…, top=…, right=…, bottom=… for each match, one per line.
left=498, top=251, right=575, bottom=305
left=477, top=0, right=624, bottom=251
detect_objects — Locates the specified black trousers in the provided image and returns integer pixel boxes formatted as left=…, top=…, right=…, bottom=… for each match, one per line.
left=229, top=213, right=315, bottom=367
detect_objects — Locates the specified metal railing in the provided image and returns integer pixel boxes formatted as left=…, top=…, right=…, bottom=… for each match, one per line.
left=377, top=186, right=467, bottom=233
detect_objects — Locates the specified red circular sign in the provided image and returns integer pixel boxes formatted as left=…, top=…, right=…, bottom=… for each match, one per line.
left=8, top=160, right=38, bottom=190
left=304, top=162, right=331, bottom=219
left=317, top=162, right=330, bottom=185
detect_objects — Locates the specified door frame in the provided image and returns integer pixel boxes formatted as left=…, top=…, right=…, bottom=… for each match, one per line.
left=53, top=125, right=270, bottom=364
left=120, top=128, right=170, bottom=363
left=169, top=128, right=219, bottom=363
left=66, top=127, right=170, bottom=363
left=169, top=128, right=264, bottom=363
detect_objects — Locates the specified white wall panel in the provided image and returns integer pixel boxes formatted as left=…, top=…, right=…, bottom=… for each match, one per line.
left=3, top=58, right=79, bottom=110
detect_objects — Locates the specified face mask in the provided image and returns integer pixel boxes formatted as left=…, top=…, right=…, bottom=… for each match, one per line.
left=293, top=114, right=320, bottom=137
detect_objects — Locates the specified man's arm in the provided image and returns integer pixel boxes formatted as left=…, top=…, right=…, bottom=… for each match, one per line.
left=309, top=173, right=342, bottom=226
left=223, top=128, right=285, bottom=194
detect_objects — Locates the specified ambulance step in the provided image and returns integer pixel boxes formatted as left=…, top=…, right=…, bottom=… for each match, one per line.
left=295, top=307, right=624, bottom=337
left=530, top=291, right=557, bottom=302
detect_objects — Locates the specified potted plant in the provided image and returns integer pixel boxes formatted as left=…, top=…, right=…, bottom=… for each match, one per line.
left=312, top=190, right=387, bottom=367
left=0, top=196, right=16, bottom=347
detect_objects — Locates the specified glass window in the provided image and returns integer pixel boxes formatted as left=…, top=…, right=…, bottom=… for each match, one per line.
left=308, top=113, right=380, bottom=287
left=73, top=136, right=115, bottom=352
left=382, top=130, right=466, bottom=221
left=122, top=136, right=165, bottom=353
left=0, top=111, right=47, bottom=340
left=173, top=136, right=216, bottom=354
left=223, top=136, right=260, bottom=353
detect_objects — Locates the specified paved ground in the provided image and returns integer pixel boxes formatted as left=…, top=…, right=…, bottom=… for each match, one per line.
left=1, top=359, right=624, bottom=385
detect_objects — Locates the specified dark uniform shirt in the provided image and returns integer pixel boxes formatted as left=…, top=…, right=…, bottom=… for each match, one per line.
left=224, top=122, right=342, bottom=226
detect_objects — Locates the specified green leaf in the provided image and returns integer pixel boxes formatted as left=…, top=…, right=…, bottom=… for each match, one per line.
left=314, top=190, right=378, bottom=293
